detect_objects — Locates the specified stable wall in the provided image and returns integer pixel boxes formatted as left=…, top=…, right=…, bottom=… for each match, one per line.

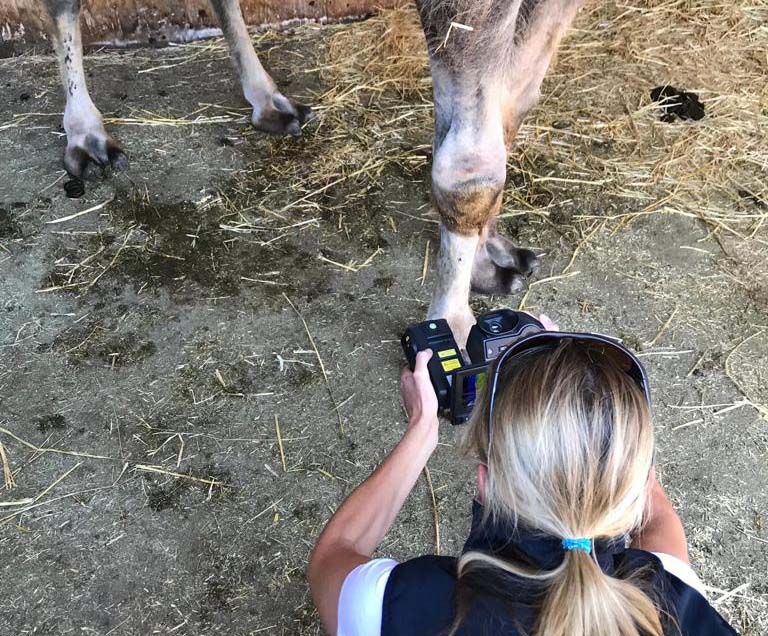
left=0, top=0, right=396, bottom=44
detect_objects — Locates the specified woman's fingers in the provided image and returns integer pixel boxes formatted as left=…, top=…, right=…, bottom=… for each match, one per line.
left=413, top=349, right=433, bottom=376
left=538, top=313, right=560, bottom=331
left=401, top=349, right=433, bottom=385
left=400, top=349, right=439, bottom=421
left=522, top=310, right=559, bottom=332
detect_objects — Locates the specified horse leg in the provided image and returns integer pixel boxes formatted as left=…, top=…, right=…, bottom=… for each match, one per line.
left=210, top=0, right=314, bottom=136
left=417, top=0, right=581, bottom=345
left=42, top=0, right=127, bottom=177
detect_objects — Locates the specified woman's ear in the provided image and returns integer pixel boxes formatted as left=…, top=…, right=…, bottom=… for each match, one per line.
left=477, top=464, right=488, bottom=503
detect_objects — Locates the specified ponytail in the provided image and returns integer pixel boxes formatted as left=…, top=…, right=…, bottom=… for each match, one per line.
left=538, top=550, right=662, bottom=636
left=451, top=549, right=663, bottom=636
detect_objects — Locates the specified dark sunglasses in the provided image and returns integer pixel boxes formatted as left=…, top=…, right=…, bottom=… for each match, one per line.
left=486, top=331, right=651, bottom=455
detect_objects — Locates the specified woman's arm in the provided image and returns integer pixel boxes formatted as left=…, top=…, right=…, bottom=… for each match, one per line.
left=631, top=469, right=689, bottom=562
left=308, top=350, right=439, bottom=635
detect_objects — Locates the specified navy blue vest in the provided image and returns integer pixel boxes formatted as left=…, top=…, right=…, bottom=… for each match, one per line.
left=382, top=502, right=738, bottom=636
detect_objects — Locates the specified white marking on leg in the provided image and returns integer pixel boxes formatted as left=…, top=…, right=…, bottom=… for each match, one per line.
left=428, top=225, right=479, bottom=349
left=211, top=0, right=279, bottom=123
left=45, top=5, right=123, bottom=174
left=53, top=13, right=102, bottom=138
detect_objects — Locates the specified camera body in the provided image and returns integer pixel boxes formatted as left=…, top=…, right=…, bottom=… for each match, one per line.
left=401, top=309, right=544, bottom=425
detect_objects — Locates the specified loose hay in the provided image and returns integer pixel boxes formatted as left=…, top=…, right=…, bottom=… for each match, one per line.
left=0, top=441, right=16, bottom=489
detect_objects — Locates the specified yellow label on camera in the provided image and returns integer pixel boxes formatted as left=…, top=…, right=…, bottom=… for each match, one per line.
left=437, top=348, right=457, bottom=359
left=441, top=358, right=461, bottom=372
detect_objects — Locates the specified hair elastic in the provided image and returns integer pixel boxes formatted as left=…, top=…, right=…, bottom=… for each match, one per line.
left=561, top=538, right=593, bottom=554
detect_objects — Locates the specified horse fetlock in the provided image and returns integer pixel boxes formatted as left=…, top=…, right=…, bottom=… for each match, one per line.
left=63, top=101, right=127, bottom=177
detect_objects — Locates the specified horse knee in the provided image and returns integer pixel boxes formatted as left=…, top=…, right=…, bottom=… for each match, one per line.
left=431, top=151, right=506, bottom=233
left=43, top=0, right=80, bottom=19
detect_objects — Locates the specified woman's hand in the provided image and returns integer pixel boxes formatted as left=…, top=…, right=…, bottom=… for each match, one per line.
left=536, top=313, right=559, bottom=331
left=400, top=349, right=439, bottom=428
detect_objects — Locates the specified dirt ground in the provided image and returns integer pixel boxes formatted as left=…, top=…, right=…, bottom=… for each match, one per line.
left=1, top=10, right=767, bottom=636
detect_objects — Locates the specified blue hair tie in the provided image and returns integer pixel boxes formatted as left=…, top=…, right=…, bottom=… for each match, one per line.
left=561, top=538, right=593, bottom=554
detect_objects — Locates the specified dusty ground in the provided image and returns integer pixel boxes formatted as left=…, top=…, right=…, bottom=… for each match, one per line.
left=1, top=8, right=767, bottom=636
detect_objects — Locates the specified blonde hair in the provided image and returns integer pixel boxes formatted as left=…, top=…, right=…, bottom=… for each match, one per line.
left=454, top=340, right=662, bottom=636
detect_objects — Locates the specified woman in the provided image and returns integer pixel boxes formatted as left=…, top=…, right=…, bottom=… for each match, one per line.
left=308, top=318, right=737, bottom=636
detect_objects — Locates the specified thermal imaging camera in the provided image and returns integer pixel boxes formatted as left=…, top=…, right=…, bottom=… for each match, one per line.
left=401, top=309, right=544, bottom=425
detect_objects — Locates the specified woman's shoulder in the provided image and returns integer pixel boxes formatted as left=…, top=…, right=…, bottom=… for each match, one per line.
left=341, top=555, right=457, bottom=603
left=622, top=549, right=715, bottom=602
left=651, top=551, right=707, bottom=597
left=338, top=559, right=399, bottom=636
left=623, top=549, right=738, bottom=636
left=338, top=556, right=458, bottom=636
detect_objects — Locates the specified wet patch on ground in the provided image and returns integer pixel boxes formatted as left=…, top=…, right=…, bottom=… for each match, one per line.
left=37, top=187, right=343, bottom=316
left=39, top=319, right=158, bottom=367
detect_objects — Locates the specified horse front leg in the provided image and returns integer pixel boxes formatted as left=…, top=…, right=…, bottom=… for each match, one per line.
left=43, top=0, right=128, bottom=177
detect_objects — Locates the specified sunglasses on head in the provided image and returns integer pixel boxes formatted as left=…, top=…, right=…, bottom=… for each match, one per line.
left=485, top=331, right=651, bottom=456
